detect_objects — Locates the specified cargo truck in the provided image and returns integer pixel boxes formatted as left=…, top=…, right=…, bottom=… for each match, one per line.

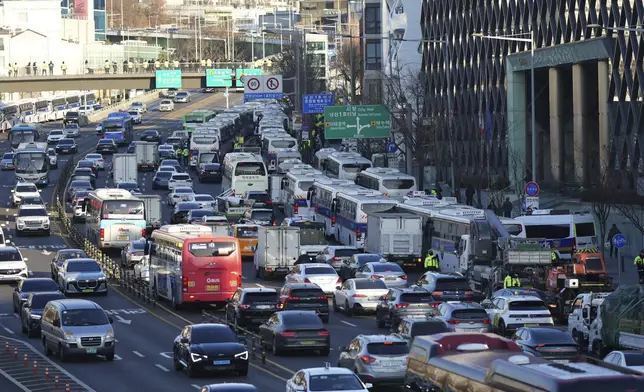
left=365, top=212, right=423, bottom=269
left=112, top=153, right=138, bottom=184
left=253, top=226, right=301, bottom=281
left=135, top=141, right=159, bottom=171
left=138, top=194, right=162, bottom=233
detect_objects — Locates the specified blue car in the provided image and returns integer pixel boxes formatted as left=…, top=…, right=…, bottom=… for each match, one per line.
left=152, top=171, right=172, bottom=189
left=1, top=152, right=15, bottom=170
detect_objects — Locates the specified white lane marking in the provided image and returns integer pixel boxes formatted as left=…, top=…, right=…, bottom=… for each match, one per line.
left=159, top=352, right=173, bottom=359
left=0, top=368, right=30, bottom=392
left=155, top=364, right=170, bottom=372
left=341, top=320, right=357, bottom=327
left=191, top=384, right=201, bottom=389
left=114, top=354, right=122, bottom=360
left=133, top=350, right=145, bottom=357
left=2, top=327, right=15, bottom=334
left=255, top=283, right=265, bottom=288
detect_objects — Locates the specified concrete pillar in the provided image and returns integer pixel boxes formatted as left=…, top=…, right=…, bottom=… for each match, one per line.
left=549, top=67, right=565, bottom=183
left=506, top=65, right=527, bottom=188
left=598, top=60, right=610, bottom=178
left=572, top=63, right=588, bottom=184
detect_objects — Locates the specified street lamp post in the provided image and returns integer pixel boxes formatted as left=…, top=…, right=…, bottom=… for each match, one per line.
left=473, top=31, right=536, bottom=183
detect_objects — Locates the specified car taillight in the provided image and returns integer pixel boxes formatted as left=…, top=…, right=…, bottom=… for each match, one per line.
left=99, top=228, right=104, bottom=240
left=314, top=204, right=318, bottom=213
left=352, top=293, right=367, bottom=298
left=317, top=330, right=329, bottom=337
left=482, top=319, right=491, bottom=324
left=280, top=331, right=296, bottom=337
left=395, top=303, right=408, bottom=309
left=141, top=229, right=146, bottom=238
left=336, top=277, right=342, bottom=284
left=355, top=228, right=362, bottom=240
left=275, top=303, right=283, bottom=309
left=317, top=296, right=327, bottom=300
left=98, top=159, right=104, bottom=162
left=429, top=302, right=440, bottom=307
left=237, top=275, right=242, bottom=288
left=401, top=275, right=408, bottom=280
left=294, top=204, right=299, bottom=214
left=240, top=304, right=250, bottom=309
left=360, top=355, right=376, bottom=363
left=331, top=216, right=336, bottom=225
left=182, top=275, right=188, bottom=289
left=265, top=200, right=272, bottom=205
left=122, top=131, right=126, bottom=137
left=331, top=257, right=340, bottom=262
left=304, top=278, right=311, bottom=283
left=371, top=275, right=382, bottom=279
left=288, top=296, right=299, bottom=301
left=447, top=319, right=460, bottom=324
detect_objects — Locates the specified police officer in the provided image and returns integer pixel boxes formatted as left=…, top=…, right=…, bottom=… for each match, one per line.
left=41, top=62, right=47, bottom=76
left=104, top=60, right=110, bottom=74
left=164, top=59, right=170, bottom=69
left=48, top=61, right=54, bottom=75
left=26, top=62, right=31, bottom=76
left=503, top=273, right=521, bottom=288
left=127, top=60, right=134, bottom=73
left=424, top=250, right=438, bottom=271
left=61, top=61, right=67, bottom=75
left=551, top=250, right=560, bottom=262
left=200, top=58, right=206, bottom=71
left=182, top=147, right=189, bottom=165
left=32, top=62, right=37, bottom=76
left=634, top=250, right=644, bottom=284
left=176, top=146, right=184, bottom=162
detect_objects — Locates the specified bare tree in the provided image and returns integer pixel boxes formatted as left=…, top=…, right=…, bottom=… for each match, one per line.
left=269, top=45, right=325, bottom=99
left=332, top=42, right=363, bottom=103
left=108, top=0, right=169, bottom=29
left=612, top=174, right=644, bottom=237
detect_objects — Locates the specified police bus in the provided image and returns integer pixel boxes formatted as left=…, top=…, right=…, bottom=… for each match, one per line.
left=309, top=178, right=357, bottom=240
left=222, top=153, right=269, bottom=195
left=332, top=192, right=397, bottom=249
left=355, top=167, right=417, bottom=200
left=283, top=168, right=322, bottom=219
left=322, top=151, right=372, bottom=181
left=85, top=188, right=146, bottom=250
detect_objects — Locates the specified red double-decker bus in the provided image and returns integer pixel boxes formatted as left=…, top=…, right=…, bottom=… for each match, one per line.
left=148, top=224, right=242, bottom=309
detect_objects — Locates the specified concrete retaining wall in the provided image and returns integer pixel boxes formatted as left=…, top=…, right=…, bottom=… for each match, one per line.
left=87, top=89, right=159, bottom=123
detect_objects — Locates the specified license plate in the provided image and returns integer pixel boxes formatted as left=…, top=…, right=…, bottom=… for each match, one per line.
left=553, top=359, right=569, bottom=364
left=117, top=235, right=128, bottom=241
left=256, top=305, right=271, bottom=309
left=205, top=285, right=219, bottom=291
left=524, top=324, right=538, bottom=327
left=368, top=297, right=380, bottom=301
left=385, top=277, right=397, bottom=280
left=83, top=289, right=94, bottom=293
left=213, top=360, right=230, bottom=365
left=86, top=348, right=97, bottom=354
left=299, top=341, right=316, bottom=345
left=62, top=149, right=69, bottom=152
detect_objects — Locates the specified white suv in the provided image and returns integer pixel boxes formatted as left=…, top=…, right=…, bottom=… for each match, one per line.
left=15, top=204, right=50, bottom=236
left=11, top=182, right=41, bottom=207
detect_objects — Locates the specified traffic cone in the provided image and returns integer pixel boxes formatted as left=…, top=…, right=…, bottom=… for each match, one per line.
left=33, top=360, right=38, bottom=375
left=23, top=353, right=27, bottom=367
left=13, top=347, right=17, bottom=360
left=45, top=368, right=50, bottom=381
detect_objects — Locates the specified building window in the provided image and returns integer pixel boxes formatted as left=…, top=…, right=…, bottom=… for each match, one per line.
left=94, top=0, right=106, bottom=11
left=94, top=12, right=106, bottom=33
left=0, top=38, right=4, bottom=51
left=307, top=41, right=325, bottom=51
left=364, top=4, right=381, bottom=35
left=325, top=1, right=334, bottom=9
left=366, top=80, right=381, bottom=101
left=307, top=54, right=326, bottom=67
left=366, top=39, right=382, bottom=70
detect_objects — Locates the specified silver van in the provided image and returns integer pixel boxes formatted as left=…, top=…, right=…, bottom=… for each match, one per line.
left=40, top=299, right=115, bottom=361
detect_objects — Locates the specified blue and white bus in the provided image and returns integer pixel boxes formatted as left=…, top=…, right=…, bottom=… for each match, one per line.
left=332, top=192, right=397, bottom=249
left=34, top=98, right=52, bottom=123
left=261, top=135, right=297, bottom=172
left=103, top=113, right=134, bottom=146
left=8, top=124, right=41, bottom=150
left=322, top=152, right=373, bottom=181
left=309, top=178, right=365, bottom=240
left=50, top=96, right=68, bottom=121
left=85, top=188, right=146, bottom=250
left=17, top=99, right=37, bottom=123
left=0, top=103, right=18, bottom=132
left=65, top=93, right=81, bottom=109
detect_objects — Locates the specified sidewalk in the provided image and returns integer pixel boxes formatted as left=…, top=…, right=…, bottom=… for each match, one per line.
left=604, top=253, right=641, bottom=286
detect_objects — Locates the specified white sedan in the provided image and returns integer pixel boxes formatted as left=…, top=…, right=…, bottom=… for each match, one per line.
left=158, top=144, right=176, bottom=157
left=286, top=366, right=372, bottom=392
left=130, top=102, right=147, bottom=113
left=127, top=110, right=142, bottom=124
left=159, top=99, right=174, bottom=112
left=47, top=130, right=65, bottom=144
left=354, top=262, right=408, bottom=288
left=193, top=194, right=217, bottom=209
left=285, top=263, right=340, bottom=295
left=603, top=350, right=644, bottom=372
left=166, top=186, right=195, bottom=206
left=167, top=172, right=193, bottom=191
left=85, top=153, right=105, bottom=170
left=63, top=124, right=80, bottom=138
left=332, top=278, right=389, bottom=315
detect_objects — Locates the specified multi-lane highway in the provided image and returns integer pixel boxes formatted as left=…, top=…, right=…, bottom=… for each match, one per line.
left=0, top=91, right=410, bottom=391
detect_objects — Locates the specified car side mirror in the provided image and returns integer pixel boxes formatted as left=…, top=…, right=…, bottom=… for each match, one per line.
left=53, top=319, right=60, bottom=327
left=23, top=303, right=30, bottom=309
left=10, top=190, right=14, bottom=193
left=338, top=345, right=346, bottom=352
left=180, top=337, right=189, bottom=344
left=335, top=286, right=341, bottom=290
left=364, top=383, right=373, bottom=389
left=108, top=317, right=114, bottom=324
left=38, top=190, right=42, bottom=193
left=5, top=240, right=9, bottom=244
left=13, top=286, right=18, bottom=292
left=582, top=308, right=588, bottom=318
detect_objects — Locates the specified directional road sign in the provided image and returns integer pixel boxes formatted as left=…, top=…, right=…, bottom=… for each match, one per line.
left=612, top=233, right=627, bottom=248
left=155, top=70, right=182, bottom=88
left=205, top=68, right=233, bottom=87
left=244, top=74, right=284, bottom=100
left=303, top=94, right=334, bottom=114
left=525, top=181, right=540, bottom=197
left=323, top=105, right=391, bottom=139
left=235, top=68, right=262, bottom=88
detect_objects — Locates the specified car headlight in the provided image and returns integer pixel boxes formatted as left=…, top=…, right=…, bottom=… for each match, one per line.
left=30, top=314, right=41, bottom=320
left=64, top=331, right=74, bottom=340
left=98, top=276, right=106, bottom=281
left=66, top=277, right=76, bottom=282
left=106, top=329, right=114, bottom=339
left=190, top=352, right=206, bottom=362
left=234, top=351, right=248, bottom=360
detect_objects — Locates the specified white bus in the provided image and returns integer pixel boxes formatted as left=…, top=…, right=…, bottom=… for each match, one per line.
left=34, top=98, right=53, bottom=123
left=515, top=209, right=597, bottom=259
left=323, top=152, right=372, bottom=181
left=189, top=132, right=219, bottom=167
left=355, top=167, right=417, bottom=200
left=309, top=178, right=360, bottom=239
left=262, top=135, right=298, bottom=172
left=17, top=99, right=37, bottom=123
left=222, top=153, right=268, bottom=195
left=13, top=142, right=49, bottom=186
left=275, top=148, right=302, bottom=168
left=50, top=96, right=68, bottom=121
left=283, top=168, right=322, bottom=219
left=85, top=188, right=146, bottom=250
left=333, top=192, right=398, bottom=249
left=314, top=148, right=338, bottom=171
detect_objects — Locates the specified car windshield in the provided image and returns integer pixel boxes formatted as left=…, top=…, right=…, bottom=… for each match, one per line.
left=367, top=341, right=409, bottom=355
left=305, top=267, right=336, bottom=275
left=66, top=261, right=101, bottom=272
left=355, top=280, right=387, bottom=290
left=335, top=249, right=359, bottom=258
left=250, top=210, right=272, bottom=220
left=16, top=185, right=37, bottom=193
left=58, top=139, right=73, bottom=145
left=161, top=100, right=172, bottom=105
left=187, top=241, right=236, bottom=257
left=372, top=263, right=403, bottom=273
left=3, top=153, right=14, bottom=159
left=61, top=309, right=109, bottom=326
left=117, top=183, right=139, bottom=190
left=191, top=326, right=236, bottom=343
left=98, top=140, right=113, bottom=145
left=143, top=131, right=158, bottom=136
left=508, top=301, right=548, bottom=311
left=87, top=154, right=101, bottom=160
left=309, top=374, right=364, bottom=391
left=47, top=150, right=55, bottom=156
left=204, top=164, right=220, bottom=170
left=22, top=279, right=58, bottom=292
left=624, top=353, right=644, bottom=366
left=21, top=196, right=43, bottom=204
left=18, top=208, right=47, bottom=217
left=409, top=321, right=449, bottom=337
left=132, top=102, right=143, bottom=107
left=0, top=250, right=21, bottom=261
left=452, top=309, right=489, bottom=320
left=281, top=313, right=322, bottom=327
left=400, top=293, right=434, bottom=304
left=529, top=329, right=576, bottom=344
left=57, top=250, right=87, bottom=261
left=290, top=288, right=325, bottom=298
left=155, top=172, right=172, bottom=179
left=127, top=111, right=138, bottom=116
left=50, top=130, right=63, bottom=136
left=162, top=160, right=180, bottom=166
left=130, top=242, right=145, bottom=251
left=272, top=140, right=296, bottom=149
left=31, top=293, right=65, bottom=309
left=435, top=279, right=472, bottom=291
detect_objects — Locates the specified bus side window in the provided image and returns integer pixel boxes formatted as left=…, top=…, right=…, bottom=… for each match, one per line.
left=331, top=198, right=338, bottom=214
left=281, top=177, right=288, bottom=190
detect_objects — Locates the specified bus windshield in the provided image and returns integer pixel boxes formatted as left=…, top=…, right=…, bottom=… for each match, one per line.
left=342, top=163, right=371, bottom=173
left=102, top=200, right=144, bottom=218
left=14, top=152, right=47, bottom=173
left=193, top=137, right=217, bottom=145
left=271, top=140, right=296, bottom=149
left=10, top=130, right=36, bottom=146
left=235, top=162, right=266, bottom=176
left=382, top=179, right=415, bottom=189
left=299, top=226, right=327, bottom=245
left=188, top=241, right=237, bottom=257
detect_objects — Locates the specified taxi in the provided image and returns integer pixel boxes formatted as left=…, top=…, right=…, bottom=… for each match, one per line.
left=231, top=224, right=258, bottom=258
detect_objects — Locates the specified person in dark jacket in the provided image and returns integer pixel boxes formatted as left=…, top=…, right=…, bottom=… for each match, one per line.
left=502, top=197, right=513, bottom=218
left=465, top=184, right=475, bottom=206
left=607, top=224, right=621, bottom=257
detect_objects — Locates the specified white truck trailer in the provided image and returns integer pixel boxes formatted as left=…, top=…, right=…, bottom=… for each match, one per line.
left=365, top=212, right=423, bottom=269
left=253, top=226, right=301, bottom=281
left=112, top=153, right=138, bottom=184
left=135, top=141, right=158, bottom=171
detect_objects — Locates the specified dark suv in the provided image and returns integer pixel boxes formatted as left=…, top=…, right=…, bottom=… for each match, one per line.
left=392, top=316, right=449, bottom=344
left=225, top=288, right=281, bottom=327
left=415, top=272, right=474, bottom=302
left=375, top=287, right=437, bottom=330
left=279, top=283, right=329, bottom=323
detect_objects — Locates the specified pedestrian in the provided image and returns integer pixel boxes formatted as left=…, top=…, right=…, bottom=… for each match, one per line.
left=32, top=62, right=37, bottom=76
left=502, top=197, right=513, bottom=218
left=41, top=62, right=47, bottom=76
left=154, top=59, right=160, bottom=70
left=206, top=58, right=212, bottom=68
left=60, top=61, right=67, bottom=75
left=122, top=60, right=127, bottom=74
left=48, top=61, right=54, bottom=75
left=127, top=60, right=133, bottom=73
left=634, top=250, right=644, bottom=284
left=182, top=147, right=189, bottom=166
left=606, top=224, right=621, bottom=257
left=104, top=60, right=110, bottom=74
left=424, top=250, right=439, bottom=272
left=164, top=59, right=170, bottom=69
left=112, top=61, right=117, bottom=73
left=200, top=58, right=206, bottom=71
left=465, top=184, right=475, bottom=206
left=173, top=59, right=180, bottom=69
left=25, top=62, right=31, bottom=76
left=143, top=60, right=149, bottom=73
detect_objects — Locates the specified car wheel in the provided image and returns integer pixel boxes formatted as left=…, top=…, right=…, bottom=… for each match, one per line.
left=272, top=337, right=282, bottom=356
left=187, top=362, right=197, bottom=378
left=58, top=344, right=68, bottom=362
left=43, top=337, right=52, bottom=356
left=321, top=315, right=329, bottom=323
left=498, top=320, right=507, bottom=337
left=21, top=320, right=27, bottom=334
left=345, top=301, right=353, bottom=317
left=376, top=313, right=385, bottom=329
left=332, top=297, right=340, bottom=312
left=105, top=352, right=115, bottom=361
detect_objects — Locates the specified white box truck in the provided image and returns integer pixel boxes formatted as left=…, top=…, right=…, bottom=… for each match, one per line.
left=138, top=194, right=162, bottom=232
left=135, top=141, right=158, bottom=171
left=253, top=226, right=300, bottom=281
left=365, top=212, right=423, bottom=269
left=112, top=153, right=138, bottom=184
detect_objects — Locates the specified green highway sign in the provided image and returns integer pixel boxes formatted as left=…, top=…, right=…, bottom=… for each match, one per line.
left=323, top=105, right=391, bottom=139
left=206, top=68, right=233, bottom=87
left=155, top=70, right=182, bottom=88
left=235, top=68, right=262, bottom=86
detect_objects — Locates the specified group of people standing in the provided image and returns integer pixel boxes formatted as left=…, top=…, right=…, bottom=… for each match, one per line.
left=6, top=61, right=68, bottom=77
left=98, top=58, right=214, bottom=75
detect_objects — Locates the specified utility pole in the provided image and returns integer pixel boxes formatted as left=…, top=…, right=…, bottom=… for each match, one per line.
left=405, top=102, right=413, bottom=175
left=349, top=9, right=355, bottom=104
left=295, top=32, right=301, bottom=112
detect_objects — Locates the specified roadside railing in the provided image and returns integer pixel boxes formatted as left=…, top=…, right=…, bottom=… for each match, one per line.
left=201, top=310, right=267, bottom=365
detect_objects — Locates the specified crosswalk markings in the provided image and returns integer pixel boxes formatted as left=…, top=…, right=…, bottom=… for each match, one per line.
left=133, top=351, right=145, bottom=357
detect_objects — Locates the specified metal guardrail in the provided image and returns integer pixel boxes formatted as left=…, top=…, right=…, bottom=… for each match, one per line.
left=201, top=310, right=267, bottom=365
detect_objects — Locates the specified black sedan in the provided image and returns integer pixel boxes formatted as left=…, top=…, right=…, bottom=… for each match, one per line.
left=96, top=139, right=118, bottom=154
left=159, top=149, right=174, bottom=160
left=160, top=159, right=182, bottom=172
left=140, top=130, right=161, bottom=142
left=172, top=202, right=201, bottom=224
left=51, top=249, right=88, bottom=279
left=511, top=327, right=580, bottom=362
left=12, top=278, right=60, bottom=313
left=21, top=291, right=65, bottom=337
left=66, top=180, right=93, bottom=202
left=198, top=163, right=222, bottom=183
left=258, top=311, right=330, bottom=356
left=173, top=323, right=248, bottom=378
left=55, top=138, right=77, bottom=154
left=152, top=171, right=172, bottom=189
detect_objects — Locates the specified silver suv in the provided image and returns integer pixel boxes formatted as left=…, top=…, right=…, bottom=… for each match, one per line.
left=41, top=299, right=115, bottom=361
left=57, top=258, right=108, bottom=295
left=15, top=204, right=50, bottom=236
left=435, top=302, right=492, bottom=333
left=337, top=334, right=409, bottom=387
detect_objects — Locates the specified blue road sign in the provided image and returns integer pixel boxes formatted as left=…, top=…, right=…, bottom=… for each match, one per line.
left=302, top=123, right=309, bottom=131
left=303, top=94, right=334, bottom=114
left=525, top=181, right=540, bottom=197
left=244, top=93, right=284, bottom=101
left=386, top=141, right=397, bottom=153
left=612, top=233, right=627, bottom=248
